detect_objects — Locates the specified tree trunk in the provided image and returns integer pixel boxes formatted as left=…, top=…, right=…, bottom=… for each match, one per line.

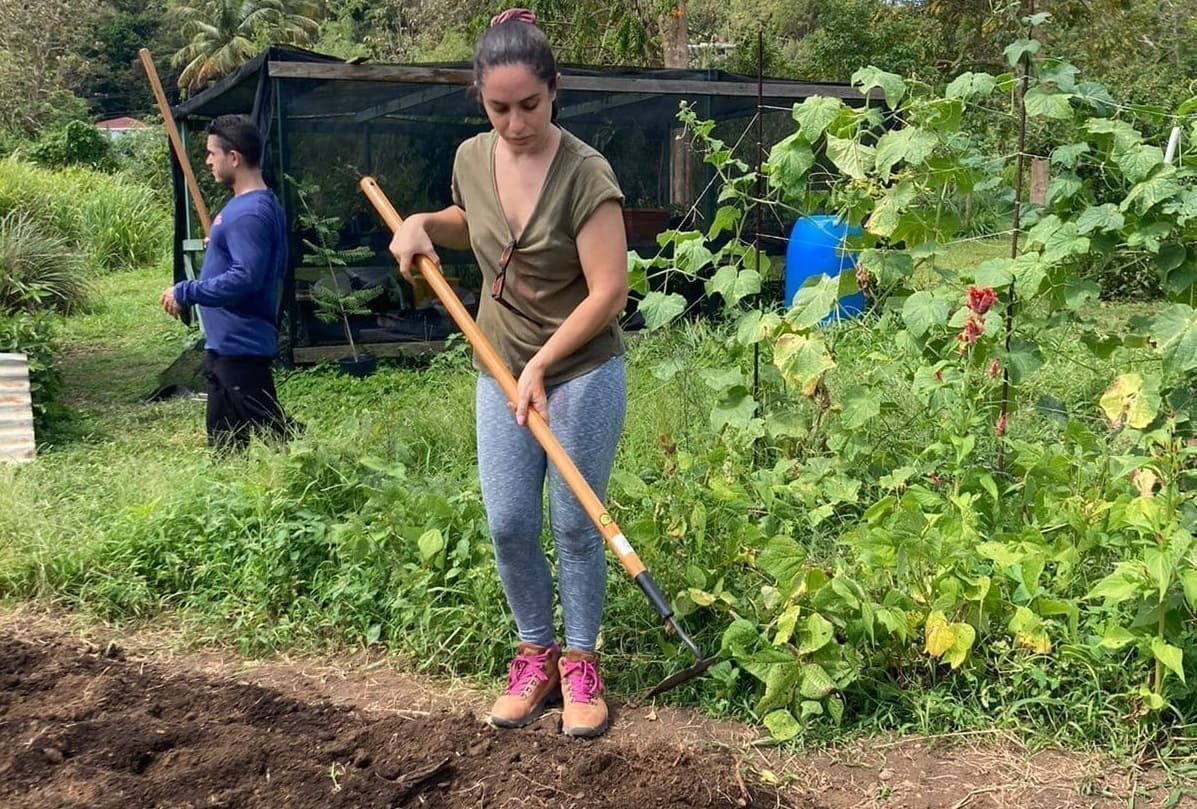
left=659, top=2, right=692, bottom=208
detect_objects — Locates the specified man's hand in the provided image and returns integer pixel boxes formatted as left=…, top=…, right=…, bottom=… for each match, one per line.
left=160, top=286, right=182, bottom=318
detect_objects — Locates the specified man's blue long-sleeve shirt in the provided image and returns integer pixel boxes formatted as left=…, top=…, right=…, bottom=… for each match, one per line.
left=174, top=189, right=288, bottom=357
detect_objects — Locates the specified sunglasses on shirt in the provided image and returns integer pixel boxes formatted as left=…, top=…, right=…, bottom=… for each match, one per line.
left=491, top=239, right=544, bottom=328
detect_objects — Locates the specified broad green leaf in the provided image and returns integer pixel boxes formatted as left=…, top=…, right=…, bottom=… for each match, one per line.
left=774, top=604, right=801, bottom=646
left=1076, top=203, right=1124, bottom=234
left=1063, top=279, right=1100, bottom=310
left=1122, top=169, right=1182, bottom=214
left=1099, top=625, right=1137, bottom=649
left=706, top=265, right=762, bottom=306
left=945, top=71, right=996, bottom=100
left=867, top=181, right=917, bottom=237
left=859, top=249, right=913, bottom=285
left=1151, top=638, right=1186, bottom=684
left=707, top=205, right=742, bottom=240
left=825, top=134, right=876, bottom=181
left=851, top=65, right=906, bottom=108
left=1004, top=38, right=1041, bottom=66
left=721, top=618, right=762, bottom=660
left=1050, top=142, right=1089, bottom=168
left=973, top=258, right=1014, bottom=289
left=792, top=96, right=843, bottom=140
left=1086, top=566, right=1144, bottom=604
left=826, top=694, right=845, bottom=725
left=1011, top=253, right=1048, bottom=298
left=711, top=386, right=757, bottom=431
left=799, top=663, right=837, bottom=699
left=1150, top=305, right=1197, bottom=372
left=1038, top=60, right=1078, bottom=92
left=787, top=273, right=840, bottom=326
left=638, top=291, right=687, bottom=330
left=1046, top=173, right=1083, bottom=206
left=1180, top=569, right=1197, bottom=611
left=675, top=237, right=714, bottom=274
left=1024, top=86, right=1074, bottom=119
left=767, top=132, right=815, bottom=197
left=736, top=310, right=782, bottom=346
left=764, top=709, right=802, bottom=741
left=1116, top=144, right=1164, bottom=184
left=417, top=528, right=445, bottom=562
left=1041, top=221, right=1090, bottom=264
left=797, top=613, right=835, bottom=655
left=756, top=661, right=802, bottom=714
left=1006, top=338, right=1043, bottom=384
left=757, top=535, right=807, bottom=591
left=841, top=386, right=881, bottom=429
left=1085, top=117, right=1142, bottom=150
left=875, top=128, right=938, bottom=179
left=1100, top=373, right=1160, bottom=429
left=773, top=333, right=835, bottom=396
left=901, top=290, right=950, bottom=338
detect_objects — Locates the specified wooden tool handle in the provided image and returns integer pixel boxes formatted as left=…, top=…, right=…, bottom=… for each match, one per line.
left=359, top=176, right=647, bottom=578
left=139, top=48, right=211, bottom=236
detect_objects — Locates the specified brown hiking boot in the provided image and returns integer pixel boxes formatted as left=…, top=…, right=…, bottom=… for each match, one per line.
left=558, top=648, right=609, bottom=738
left=489, top=642, right=561, bottom=728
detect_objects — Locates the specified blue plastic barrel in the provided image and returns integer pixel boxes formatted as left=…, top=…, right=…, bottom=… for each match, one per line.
left=784, top=215, right=866, bottom=320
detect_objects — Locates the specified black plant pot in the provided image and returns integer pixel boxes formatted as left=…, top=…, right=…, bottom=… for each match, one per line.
left=337, top=353, right=376, bottom=378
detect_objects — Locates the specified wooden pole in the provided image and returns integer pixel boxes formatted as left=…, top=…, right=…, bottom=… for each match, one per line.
left=138, top=48, right=211, bottom=236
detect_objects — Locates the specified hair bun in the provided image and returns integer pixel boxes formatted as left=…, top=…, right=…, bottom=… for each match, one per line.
left=490, top=8, right=537, bottom=26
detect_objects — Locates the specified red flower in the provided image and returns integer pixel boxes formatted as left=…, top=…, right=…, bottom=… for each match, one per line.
left=988, top=358, right=1000, bottom=379
left=957, top=316, right=985, bottom=346
left=995, top=411, right=1008, bottom=437
left=967, top=286, right=998, bottom=316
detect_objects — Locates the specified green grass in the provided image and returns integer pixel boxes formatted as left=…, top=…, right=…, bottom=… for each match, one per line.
left=1, top=254, right=1190, bottom=758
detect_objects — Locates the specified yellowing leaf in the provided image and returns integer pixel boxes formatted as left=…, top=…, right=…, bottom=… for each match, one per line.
left=1099, top=373, right=1160, bottom=429
left=924, top=610, right=956, bottom=658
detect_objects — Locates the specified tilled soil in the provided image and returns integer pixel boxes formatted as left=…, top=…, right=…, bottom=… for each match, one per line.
left=0, top=633, right=797, bottom=809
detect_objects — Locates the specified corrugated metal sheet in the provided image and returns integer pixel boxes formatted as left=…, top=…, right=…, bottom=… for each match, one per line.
left=0, top=353, right=35, bottom=463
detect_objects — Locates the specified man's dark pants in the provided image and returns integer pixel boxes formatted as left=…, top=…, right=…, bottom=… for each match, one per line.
left=202, top=350, right=289, bottom=451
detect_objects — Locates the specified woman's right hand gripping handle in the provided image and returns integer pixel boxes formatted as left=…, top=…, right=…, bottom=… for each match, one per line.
left=388, top=213, right=439, bottom=283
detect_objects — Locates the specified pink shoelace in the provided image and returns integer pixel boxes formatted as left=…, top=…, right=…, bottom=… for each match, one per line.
left=505, top=646, right=557, bottom=696
left=560, top=658, right=603, bottom=704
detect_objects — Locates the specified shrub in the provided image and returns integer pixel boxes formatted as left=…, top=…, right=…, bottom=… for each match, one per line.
left=29, top=120, right=113, bottom=170
left=0, top=311, right=63, bottom=431
left=0, top=212, right=89, bottom=314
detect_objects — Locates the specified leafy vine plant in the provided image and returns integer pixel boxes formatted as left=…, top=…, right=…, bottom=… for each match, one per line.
left=628, top=10, right=1197, bottom=740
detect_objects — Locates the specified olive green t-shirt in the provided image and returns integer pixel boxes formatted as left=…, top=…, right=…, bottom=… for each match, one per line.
left=451, top=127, right=625, bottom=385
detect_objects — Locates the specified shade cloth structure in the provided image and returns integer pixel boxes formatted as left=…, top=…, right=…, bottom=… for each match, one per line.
left=167, top=46, right=868, bottom=364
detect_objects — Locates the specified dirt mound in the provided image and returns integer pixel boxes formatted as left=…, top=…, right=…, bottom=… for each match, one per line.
left=0, top=634, right=801, bottom=809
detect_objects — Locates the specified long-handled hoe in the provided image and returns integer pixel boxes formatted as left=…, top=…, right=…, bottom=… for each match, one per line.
left=359, top=176, right=714, bottom=697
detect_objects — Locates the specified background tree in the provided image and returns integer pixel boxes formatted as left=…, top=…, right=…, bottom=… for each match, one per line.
left=171, top=0, right=321, bottom=93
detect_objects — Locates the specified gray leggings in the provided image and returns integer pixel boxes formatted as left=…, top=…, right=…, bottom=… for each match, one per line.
left=476, top=355, right=626, bottom=652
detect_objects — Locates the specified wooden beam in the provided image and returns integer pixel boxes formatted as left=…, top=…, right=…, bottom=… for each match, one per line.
left=557, top=92, right=655, bottom=120
left=353, top=84, right=466, bottom=123
left=267, top=61, right=870, bottom=100
left=292, top=340, right=447, bottom=363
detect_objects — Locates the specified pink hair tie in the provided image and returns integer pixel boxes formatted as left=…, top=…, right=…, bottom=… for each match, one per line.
left=490, top=8, right=536, bottom=26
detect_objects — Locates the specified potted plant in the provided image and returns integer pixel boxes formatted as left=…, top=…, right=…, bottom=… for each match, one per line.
left=291, top=176, right=382, bottom=377
left=622, top=199, right=671, bottom=246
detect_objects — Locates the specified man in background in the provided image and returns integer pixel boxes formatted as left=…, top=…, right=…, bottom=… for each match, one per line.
left=160, top=114, right=291, bottom=451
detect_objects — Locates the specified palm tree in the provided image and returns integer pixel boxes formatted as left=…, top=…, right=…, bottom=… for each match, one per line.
left=171, top=0, right=321, bottom=93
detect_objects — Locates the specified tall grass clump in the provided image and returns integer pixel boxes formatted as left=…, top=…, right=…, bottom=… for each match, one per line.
left=0, top=212, right=89, bottom=313
left=0, top=157, right=168, bottom=273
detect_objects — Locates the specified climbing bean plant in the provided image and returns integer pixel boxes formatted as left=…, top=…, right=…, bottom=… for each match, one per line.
left=626, top=13, right=1197, bottom=742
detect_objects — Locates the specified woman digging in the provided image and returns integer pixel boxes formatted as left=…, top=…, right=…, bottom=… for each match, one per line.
left=389, top=8, right=628, bottom=738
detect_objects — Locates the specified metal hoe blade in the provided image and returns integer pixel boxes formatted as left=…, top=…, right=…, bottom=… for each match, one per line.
left=645, top=616, right=716, bottom=698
